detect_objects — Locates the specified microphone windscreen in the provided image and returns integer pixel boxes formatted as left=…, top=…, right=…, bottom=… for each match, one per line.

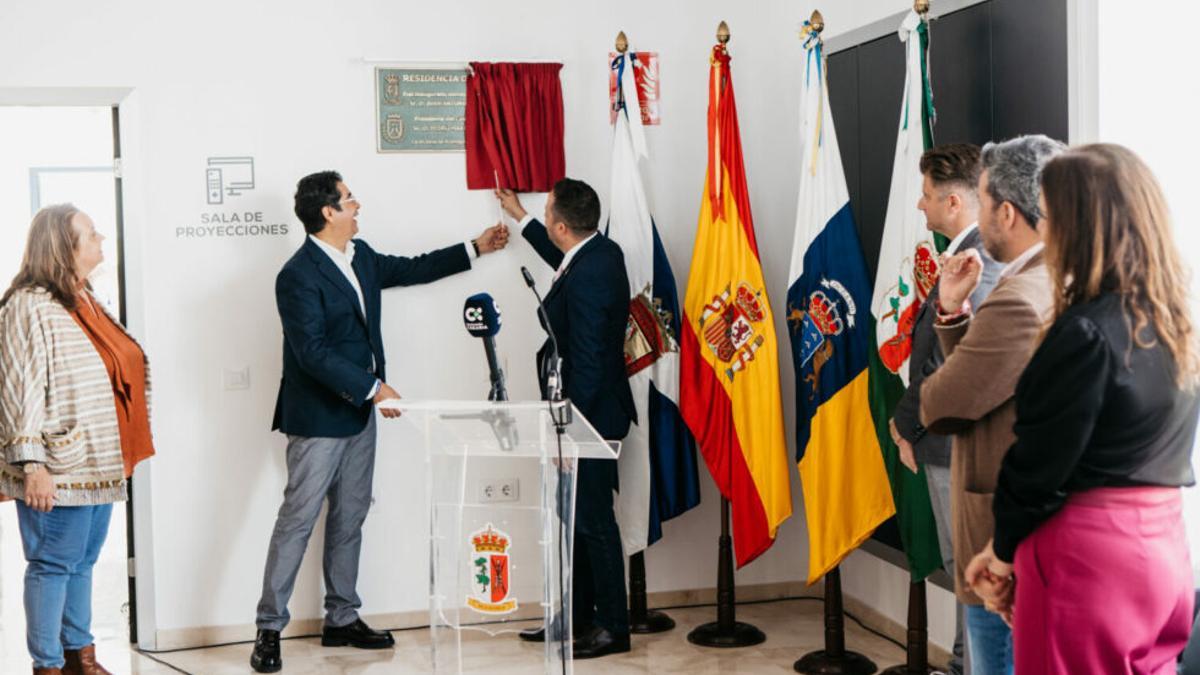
left=463, top=293, right=502, bottom=337
left=520, top=266, right=536, bottom=288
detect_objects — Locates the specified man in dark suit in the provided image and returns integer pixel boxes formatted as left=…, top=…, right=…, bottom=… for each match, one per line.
left=251, top=170, right=508, bottom=673
left=888, top=144, right=1000, bottom=675
left=497, top=179, right=636, bottom=659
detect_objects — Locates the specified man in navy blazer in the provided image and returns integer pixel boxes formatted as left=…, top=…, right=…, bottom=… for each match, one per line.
left=497, top=180, right=637, bottom=659
left=252, top=170, right=508, bottom=673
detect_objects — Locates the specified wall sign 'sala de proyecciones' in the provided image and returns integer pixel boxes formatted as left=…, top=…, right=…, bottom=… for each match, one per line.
left=180, top=155, right=291, bottom=239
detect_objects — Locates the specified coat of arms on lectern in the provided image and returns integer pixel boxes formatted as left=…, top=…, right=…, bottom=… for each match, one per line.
left=466, top=524, right=518, bottom=615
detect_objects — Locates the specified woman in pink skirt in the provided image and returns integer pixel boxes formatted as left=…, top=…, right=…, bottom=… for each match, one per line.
left=966, top=144, right=1197, bottom=674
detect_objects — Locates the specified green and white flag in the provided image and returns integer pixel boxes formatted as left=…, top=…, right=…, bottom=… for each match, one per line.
left=866, top=8, right=943, bottom=582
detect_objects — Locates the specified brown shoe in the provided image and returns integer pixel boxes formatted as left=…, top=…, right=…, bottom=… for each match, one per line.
left=33, top=668, right=63, bottom=675
left=62, top=645, right=112, bottom=675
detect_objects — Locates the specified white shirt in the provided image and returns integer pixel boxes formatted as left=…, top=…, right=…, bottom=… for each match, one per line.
left=309, top=235, right=367, bottom=317
left=945, top=222, right=978, bottom=256
left=519, top=214, right=597, bottom=281
left=999, top=242, right=1044, bottom=281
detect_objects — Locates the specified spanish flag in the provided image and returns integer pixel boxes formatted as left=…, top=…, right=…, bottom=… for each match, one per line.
left=788, top=25, right=895, bottom=584
left=680, top=43, right=792, bottom=568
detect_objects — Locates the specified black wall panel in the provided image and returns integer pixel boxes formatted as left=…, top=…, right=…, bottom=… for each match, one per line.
left=823, top=0, right=1069, bottom=569
left=827, top=0, right=1068, bottom=289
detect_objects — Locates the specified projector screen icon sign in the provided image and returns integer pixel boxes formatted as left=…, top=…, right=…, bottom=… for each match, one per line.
left=205, top=156, right=256, bottom=205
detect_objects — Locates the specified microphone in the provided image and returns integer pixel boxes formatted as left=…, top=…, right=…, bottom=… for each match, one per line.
left=519, top=266, right=570, bottom=427
left=463, top=293, right=507, bottom=401
left=463, top=292, right=518, bottom=452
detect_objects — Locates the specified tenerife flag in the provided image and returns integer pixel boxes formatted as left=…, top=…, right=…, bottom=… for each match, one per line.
left=788, top=24, right=895, bottom=585
left=866, top=9, right=944, bottom=582
left=680, top=42, right=792, bottom=568
left=607, top=50, right=701, bottom=555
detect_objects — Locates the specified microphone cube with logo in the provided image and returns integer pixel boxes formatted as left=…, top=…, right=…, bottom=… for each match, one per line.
left=463, top=293, right=502, bottom=337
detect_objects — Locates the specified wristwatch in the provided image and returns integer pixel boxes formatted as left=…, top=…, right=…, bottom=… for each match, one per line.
left=22, top=463, right=42, bottom=475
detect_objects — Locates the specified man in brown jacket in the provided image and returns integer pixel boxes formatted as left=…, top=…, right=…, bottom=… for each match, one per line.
left=919, top=135, right=1064, bottom=674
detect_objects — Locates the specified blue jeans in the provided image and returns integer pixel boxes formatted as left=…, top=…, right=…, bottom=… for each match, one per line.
left=966, top=603, right=1013, bottom=675
left=16, top=501, right=113, bottom=669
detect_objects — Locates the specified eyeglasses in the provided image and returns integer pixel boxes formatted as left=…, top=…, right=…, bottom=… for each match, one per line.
left=338, top=196, right=359, bottom=206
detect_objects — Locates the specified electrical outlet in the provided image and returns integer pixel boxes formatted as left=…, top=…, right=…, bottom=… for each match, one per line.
left=479, top=478, right=520, bottom=503
left=223, top=367, right=250, bottom=390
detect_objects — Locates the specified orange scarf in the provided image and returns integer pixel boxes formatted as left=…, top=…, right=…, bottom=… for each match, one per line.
left=71, top=293, right=155, bottom=478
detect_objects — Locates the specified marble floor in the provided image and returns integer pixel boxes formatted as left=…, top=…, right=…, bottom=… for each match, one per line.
left=3, top=598, right=914, bottom=674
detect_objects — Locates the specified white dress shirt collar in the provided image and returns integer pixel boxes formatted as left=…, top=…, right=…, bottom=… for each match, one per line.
left=1000, top=241, right=1045, bottom=281
left=308, top=235, right=365, bottom=317
left=944, top=222, right=978, bottom=256
left=555, top=232, right=598, bottom=281
left=309, top=234, right=356, bottom=265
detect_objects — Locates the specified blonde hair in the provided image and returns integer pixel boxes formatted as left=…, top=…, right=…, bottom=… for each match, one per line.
left=1040, top=144, right=1198, bottom=387
left=1, top=204, right=86, bottom=311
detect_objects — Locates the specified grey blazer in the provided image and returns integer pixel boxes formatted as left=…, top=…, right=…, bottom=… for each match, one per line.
left=891, top=226, right=1001, bottom=467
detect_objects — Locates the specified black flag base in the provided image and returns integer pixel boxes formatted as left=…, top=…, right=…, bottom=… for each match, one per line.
left=793, top=567, right=878, bottom=675
left=627, top=551, right=676, bottom=634
left=631, top=608, right=676, bottom=634
left=686, top=498, right=766, bottom=648
left=688, top=620, right=766, bottom=648
left=879, top=664, right=936, bottom=675
left=794, top=650, right=878, bottom=675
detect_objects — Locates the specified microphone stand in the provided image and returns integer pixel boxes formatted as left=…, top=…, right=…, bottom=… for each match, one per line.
left=521, top=267, right=570, bottom=428
left=521, top=266, right=572, bottom=671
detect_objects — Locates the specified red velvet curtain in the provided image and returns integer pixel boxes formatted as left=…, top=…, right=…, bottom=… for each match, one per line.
left=465, top=62, right=565, bottom=192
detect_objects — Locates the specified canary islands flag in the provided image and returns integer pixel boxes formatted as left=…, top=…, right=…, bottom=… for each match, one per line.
left=680, top=43, right=792, bottom=568
left=788, top=24, right=896, bottom=585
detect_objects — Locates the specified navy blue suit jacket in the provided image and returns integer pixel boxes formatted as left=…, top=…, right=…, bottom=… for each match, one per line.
left=272, top=236, right=471, bottom=438
left=523, top=220, right=637, bottom=441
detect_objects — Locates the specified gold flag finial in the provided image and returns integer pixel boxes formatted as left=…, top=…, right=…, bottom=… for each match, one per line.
left=616, top=31, right=628, bottom=54
left=717, top=21, right=731, bottom=44
left=810, top=10, right=825, bottom=33
left=914, top=0, right=931, bottom=15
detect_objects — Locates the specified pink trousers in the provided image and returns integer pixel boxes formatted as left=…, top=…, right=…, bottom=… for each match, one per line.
left=1013, top=487, right=1193, bottom=674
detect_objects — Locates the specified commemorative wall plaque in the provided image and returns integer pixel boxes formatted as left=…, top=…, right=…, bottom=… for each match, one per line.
left=375, top=66, right=468, bottom=153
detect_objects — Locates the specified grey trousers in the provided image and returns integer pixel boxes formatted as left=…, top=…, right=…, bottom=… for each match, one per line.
left=256, top=415, right=377, bottom=631
left=926, top=463, right=965, bottom=675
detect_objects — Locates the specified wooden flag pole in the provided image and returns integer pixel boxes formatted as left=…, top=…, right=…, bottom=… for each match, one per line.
left=614, top=25, right=675, bottom=635
left=627, top=552, right=676, bottom=633
left=884, top=4, right=936, bottom=672
left=880, top=580, right=935, bottom=674
left=793, top=13, right=877, bottom=672
left=686, top=21, right=763, bottom=650
left=686, top=498, right=766, bottom=648
left=794, top=567, right=878, bottom=674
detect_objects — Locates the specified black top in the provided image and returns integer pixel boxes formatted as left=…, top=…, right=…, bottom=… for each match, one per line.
left=992, top=292, right=1199, bottom=561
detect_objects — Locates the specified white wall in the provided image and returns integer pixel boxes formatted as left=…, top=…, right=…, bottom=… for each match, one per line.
left=0, top=0, right=994, bottom=654
left=1089, top=0, right=1200, bottom=585
left=4, top=0, right=949, bottom=649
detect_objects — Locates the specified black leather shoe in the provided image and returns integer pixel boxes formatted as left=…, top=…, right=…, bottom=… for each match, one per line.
left=572, top=625, right=630, bottom=659
left=321, top=619, right=396, bottom=649
left=250, top=629, right=281, bottom=673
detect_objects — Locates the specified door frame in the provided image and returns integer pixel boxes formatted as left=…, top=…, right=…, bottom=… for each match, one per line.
left=0, top=88, right=158, bottom=649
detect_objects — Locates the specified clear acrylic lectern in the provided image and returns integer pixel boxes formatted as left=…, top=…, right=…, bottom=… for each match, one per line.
left=385, top=399, right=619, bottom=674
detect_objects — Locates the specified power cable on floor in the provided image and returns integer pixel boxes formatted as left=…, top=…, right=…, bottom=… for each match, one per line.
left=135, top=594, right=911, bottom=660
